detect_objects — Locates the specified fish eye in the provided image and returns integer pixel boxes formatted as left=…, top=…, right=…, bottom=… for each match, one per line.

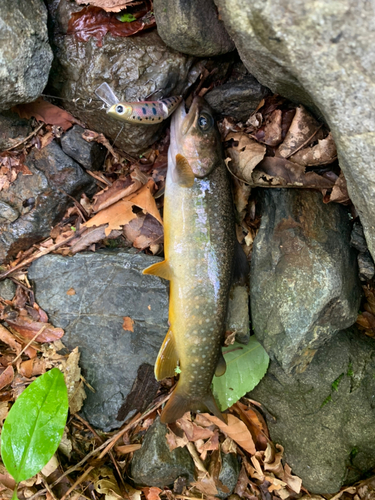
left=116, top=104, right=125, bottom=114
left=198, top=113, right=213, bottom=131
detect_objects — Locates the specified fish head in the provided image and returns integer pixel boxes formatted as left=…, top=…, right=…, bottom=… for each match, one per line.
left=169, top=97, right=222, bottom=179
left=107, top=102, right=133, bottom=121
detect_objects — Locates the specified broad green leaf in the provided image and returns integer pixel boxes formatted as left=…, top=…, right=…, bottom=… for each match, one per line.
left=212, top=338, right=269, bottom=411
left=117, top=13, right=136, bottom=22
left=1, top=368, right=69, bottom=483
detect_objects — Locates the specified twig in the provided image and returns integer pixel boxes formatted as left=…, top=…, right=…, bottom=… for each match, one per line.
left=59, top=464, right=94, bottom=500
left=0, top=232, right=80, bottom=281
left=5, top=123, right=44, bottom=151
left=186, top=442, right=208, bottom=475
left=12, top=325, right=46, bottom=364
left=40, top=473, right=59, bottom=500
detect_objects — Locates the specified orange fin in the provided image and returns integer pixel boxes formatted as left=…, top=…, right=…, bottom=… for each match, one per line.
left=173, top=154, right=195, bottom=187
left=143, top=260, right=172, bottom=281
left=215, top=351, right=226, bottom=377
left=155, top=329, right=179, bottom=381
left=160, top=387, right=226, bottom=424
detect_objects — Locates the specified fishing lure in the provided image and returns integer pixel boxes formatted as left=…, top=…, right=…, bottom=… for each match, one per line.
left=95, top=82, right=182, bottom=125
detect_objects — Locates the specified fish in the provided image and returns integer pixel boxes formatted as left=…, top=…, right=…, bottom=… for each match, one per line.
left=95, top=81, right=182, bottom=124
left=143, top=96, right=246, bottom=423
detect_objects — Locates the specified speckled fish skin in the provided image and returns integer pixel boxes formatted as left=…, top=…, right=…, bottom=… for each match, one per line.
left=144, top=97, right=236, bottom=423
left=107, top=96, right=182, bottom=124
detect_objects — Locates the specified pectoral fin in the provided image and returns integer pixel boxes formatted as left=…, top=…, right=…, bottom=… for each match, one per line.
left=155, top=328, right=179, bottom=381
left=173, top=154, right=195, bottom=187
left=143, top=260, right=172, bottom=281
left=215, top=351, right=227, bottom=377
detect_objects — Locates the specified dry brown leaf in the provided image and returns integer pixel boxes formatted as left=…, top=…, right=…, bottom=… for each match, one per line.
left=221, top=437, right=237, bottom=454
left=93, top=178, right=142, bottom=213
left=166, top=428, right=189, bottom=451
left=234, top=465, right=249, bottom=497
left=70, top=227, right=122, bottom=254
left=128, top=180, right=163, bottom=225
left=123, top=317, right=134, bottom=332
left=0, top=366, right=14, bottom=391
left=13, top=98, right=82, bottom=131
left=84, top=198, right=137, bottom=237
left=93, top=466, right=122, bottom=500
left=143, top=487, right=162, bottom=500
left=191, top=476, right=218, bottom=496
left=0, top=324, right=22, bottom=354
left=278, top=106, right=321, bottom=158
left=196, top=430, right=219, bottom=460
left=264, top=109, right=283, bottom=146
left=282, top=463, right=302, bottom=494
left=325, top=171, right=350, bottom=204
left=4, top=315, right=64, bottom=343
left=264, top=443, right=284, bottom=475
left=202, top=413, right=256, bottom=455
left=289, top=133, right=337, bottom=166
left=63, top=347, right=86, bottom=414
left=19, top=359, right=34, bottom=378
left=66, top=288, right=76, bottom=296
left=0, top=401, right=9, bottom=425
left=226, top=132, right=266, bottom=183
left=233, top=402, right=269, bottom=450
left=115, top=443, right=142, bottom=454
left=177, top=413, right=215, bottom=442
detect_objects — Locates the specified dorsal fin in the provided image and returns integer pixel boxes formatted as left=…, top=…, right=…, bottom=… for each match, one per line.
left=173, top=154, right=195, bottom=187
left=143, top=260, right=172, bottom=281
left=155, top=329, right=179, bottom=381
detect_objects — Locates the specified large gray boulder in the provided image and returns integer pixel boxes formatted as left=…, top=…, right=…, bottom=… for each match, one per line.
left=249, top=329, right=375, bottom=494
left=28, top=250, right=169, bottom=430
left=250, top=189, right=361, bottom=373
left=0, top=140, right=95, bottom=264
left=214, top=0, right=375, bottom=263
left=153, top=0, right=235, bottom=57
left=46, top=0, right=197, bottom=154
left=0, top=0, right=53, bottom=110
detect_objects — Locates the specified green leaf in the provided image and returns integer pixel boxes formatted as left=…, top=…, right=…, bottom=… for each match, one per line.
left=1, top=368, right=69, bottom=483
left=212, top=338, right=269, bottom=411
left=117, top=13, right=136, bottom=22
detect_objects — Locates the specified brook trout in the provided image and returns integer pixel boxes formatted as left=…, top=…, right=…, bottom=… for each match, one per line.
left=143, top=97, right=243, bottom=423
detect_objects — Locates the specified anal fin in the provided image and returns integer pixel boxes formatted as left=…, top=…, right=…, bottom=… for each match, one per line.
left=155, top=328, right=179, bottom=381
left=143, top=260, right=172, bottom=281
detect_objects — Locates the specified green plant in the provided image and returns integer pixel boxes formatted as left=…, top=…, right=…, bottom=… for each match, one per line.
left=212, top=338, right=269, bottom=411
left=117, top=13, right=136, bottom=22
left=1, top=368, right=69, bottom=500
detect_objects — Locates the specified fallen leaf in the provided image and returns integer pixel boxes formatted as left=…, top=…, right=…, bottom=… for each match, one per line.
left=288, top=133, right=337, bottom=166
left=234, top=464, right=249, bottom=497
left=202, top=413, right=256, bottom=455
left=4, top=315, right=64, bottom=343
left=177, top=413, right=215, bottom=442
left=63, top=347, right=87, bottom=414
left=0, top=366, right=14, bottom=391
left=123, top=317, right=134, bottom=332
left=225, top=132, right=266, bottom=183
left=13, top=98, right=81, bottom=131
left=278, top=106, right=321, bottom=158
left=282, top=463, right=302, bottom=494
left=0, top=401, right=9, bottom=425
left=196, top=430, right=219, bottom=461
left=66, top=288, right=76, bottom=296
left=93, top=466, right=122, bottom=500
left=92, top=178, right=142, bottom=213
left=166, top=428, right=189, bottom=451
left=263, top=109, right=283, bottom=146
left=115, top=443, right=142, bottom=454
left=67, top=5, right=155, bottom=47
left=324, top=171, right=350, bottom=204
left=75, top=0, right=136, bottom=11
left=41, top=455, right=59, bottom=477
left=143, top=487, right=162, bottom=500
left=191, top=475, right=218, bottom=496
left=0, top=324, right=22, bottom=355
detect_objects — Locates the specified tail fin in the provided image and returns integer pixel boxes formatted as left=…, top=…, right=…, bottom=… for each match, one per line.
left=161, top=387, right=225, bottom=424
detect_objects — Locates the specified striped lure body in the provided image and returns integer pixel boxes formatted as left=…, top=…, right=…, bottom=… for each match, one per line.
left=107, top=96, right=182, bottom=124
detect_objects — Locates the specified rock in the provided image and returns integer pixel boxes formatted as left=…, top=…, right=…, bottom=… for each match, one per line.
left=217, top=453, right=240, bottom=499
left=351, top=222, right=368, bottom=254
left=358, top=252, right=375, bottom=281
left=28, top=249, right=169, bottom=430
left=250, top=189, right=361, bottom=373
left=213, top=0, right=375, bottom=265
left=206, top=75, right=270, bottom=122
left=153, top=0, right=234, bottom=57
left=131, top=417, right=195, bottom=487
left=61, top=126, right=106, bottom=170
left=0, top=0, right=53, bottom=110
left=227, top=285, right=250, bottom=344
left=249, top=328, right=375, bottom=494
left=0, top=279, right=16, bottom=301
left=0, top=111, right=33, bottom=150
left=46, top=0, right=197, bottom=154
left=0, top=141, right=95, bottom=264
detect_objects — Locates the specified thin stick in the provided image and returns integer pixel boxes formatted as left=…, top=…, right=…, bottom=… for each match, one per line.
left=12, top=325, right=46, bottom=363
left=6, top=123, right=44, bottom=151
left=0, top=232, right=80, bottom=281
left=59, top=465, right=94, bottom=500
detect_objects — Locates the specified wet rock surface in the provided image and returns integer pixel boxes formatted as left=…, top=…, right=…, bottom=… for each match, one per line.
left=249, top=328, right=375, bottom=494
left=131, top=417, right=195, bottom=487
left=0, top=279, right=16, bottom=301
left=0, top=0, right=53, bottom=110
left=46, top=0, right=197, bottom=154
left=153, top=0, right=234, bottom=57
left=61, top=125, right=106, bottom=171
left=206, top=75, right=270, bottom=122
left=217, top=452, right=240, bottom=499
left=0, top=141, right=95, bottom=264
left=250, top=189, right=361, bottom=374
left=28, top=250, right=169, bottom=430
left=214, top=0, right=375, bottom=264
left=351, top=222, right=375, bottom=281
